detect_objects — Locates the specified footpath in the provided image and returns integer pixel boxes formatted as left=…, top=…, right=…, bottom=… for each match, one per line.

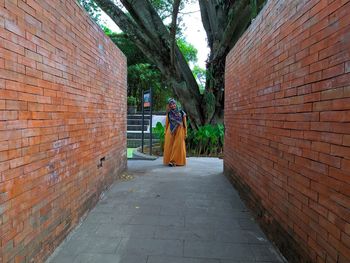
left=47, top=158, right=285, bottom=263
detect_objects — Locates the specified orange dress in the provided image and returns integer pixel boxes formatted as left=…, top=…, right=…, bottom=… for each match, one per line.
left=163, top=115, right=187, bottom=166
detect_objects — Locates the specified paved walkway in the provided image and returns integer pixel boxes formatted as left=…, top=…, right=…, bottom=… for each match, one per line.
left=47, top=158, right=285, bottom=263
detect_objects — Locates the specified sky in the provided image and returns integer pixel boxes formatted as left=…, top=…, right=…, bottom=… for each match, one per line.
left=99, top=1, right=209, bottom=69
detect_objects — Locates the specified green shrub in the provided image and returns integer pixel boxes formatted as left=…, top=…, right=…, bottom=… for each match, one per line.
left=127, top=96, right=137, bottom=106
left=153, top=121, right=224, bottom=157
left=186, top=124, right=224, bottom=156
left=153, top=122, right=165, bottom=151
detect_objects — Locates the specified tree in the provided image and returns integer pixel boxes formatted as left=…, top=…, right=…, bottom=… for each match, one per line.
left=88, top=0, right=265, bottom=128
left=105, top=31, right=170, bottom=110
left=79, top=0, right=102, bottom=24
left=199, top=0, right=265, bottom=124
left=105, top=31, right=151, bottom=66
left=104, top=30, right=201, bottom=111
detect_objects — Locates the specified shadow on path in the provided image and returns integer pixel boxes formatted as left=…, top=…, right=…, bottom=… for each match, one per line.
left=47, top=158, right=285, bottom=263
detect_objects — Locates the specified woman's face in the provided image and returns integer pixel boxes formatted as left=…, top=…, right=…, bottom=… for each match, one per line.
left=169, top=102, right=176, bottom=110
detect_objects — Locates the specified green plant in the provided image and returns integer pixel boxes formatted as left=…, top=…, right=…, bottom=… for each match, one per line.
left=152, top=121, right=224, bottom=157
left=127, top=96, right=137, bottom=106
left=153, top=122, right=165, bottom=151
left=186, top=124, right=224, bottom=156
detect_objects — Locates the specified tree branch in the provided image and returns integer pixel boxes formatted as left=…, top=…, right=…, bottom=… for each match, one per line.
left=120, top=0, right=171, bottom=49
left=170, top=0, right=181, bottom=66
left=212, top=0, right=251, bottom=62
left=93, top=0, right=172, bottom=76
left=198, top=0, right=214, bottom=49
left=93, top=0, right=204, bottom=127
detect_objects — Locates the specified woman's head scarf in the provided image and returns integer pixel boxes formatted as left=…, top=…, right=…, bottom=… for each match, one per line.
left=167, top=98, right=185, bottom=134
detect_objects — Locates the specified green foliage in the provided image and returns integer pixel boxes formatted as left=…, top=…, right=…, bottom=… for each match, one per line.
left=102, top=26, right=115, bottom=36
left=251, top=0, right=258, bottom=18
left=186, top=124, right=224, bottom=156
left=150, top=0, right=173, bottom=20
left=177, top=39, right=198, bottom=64
left=83, top=0, right=208, bottom=117
left=78, top=0, right=102, bottom=24
left=105, top=33, right=173, bottom=111
left=153, top=122, right=165, bottom=151
left=127, top=96, right=137, bottom=106
left=192, top=65, right=206, bottom=94
left=106, top=32, right=150, bottom=66
left=153, top=121, right=224, bottom=157
left=150, top=0, right=193, bottom=30
left=128, top=63, right=172, bottom=111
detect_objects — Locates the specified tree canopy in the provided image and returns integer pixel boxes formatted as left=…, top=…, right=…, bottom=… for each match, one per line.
left=79, top=0, right=266, bottom=128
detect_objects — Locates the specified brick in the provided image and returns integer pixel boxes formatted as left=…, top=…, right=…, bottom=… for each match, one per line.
left=310, top=59, right=328, bottom=73
left=0, top=89, right=18, bottom=100
left=17, top=55, right=36, bottom=68
left=302, top=148, right=319, bottom=161
left=28, top=103, right=44, bottom=111
left=8, top=148, right=22, bottom=159
left=18, top=111, right=32, bottom=120
left=9, top=157, right=25, bottom=169
left=314, top=97, right=350, bottom=111
left=323, top=63, right=345, bottom=79
left=320, top=111, right=350, bottom=122
left=6, top=120, right=27, bottom=129
left=319, top=153, right=341, bottom=168
left=4, top=60, right=25, bottom=74
left=5, top=80, right=43, bottom=95
left=316, top=235, right=339, bottom=262
left=1, top=38, right=25, bottom=56
left=305, top=71, right=322, bottom=84
left=295, top=156, right=328, bottom=175
left=5, top=100, right=27, bottom=111
left=344, top=135, right=350, bottom=146
left=309, top=200, right=328, bottom=218
left=321, top=88, right=344, bottom=100
left=329, top=167, right=350, bottom=184
left=342, top=232, right=350, bottom=249
left=331, top=145, right=350, bottom=159
left=0, top=111, right=18, bottom=120
left=304, top=131, right=343, bottom=145
left=342, top=159, right=350, bottom=170
left=0, top=99, right=5, bottom=110
left=25, top=49, right=42, bottom=63
left=311, top=141, right=331, bottom=153
left=25, top=67, right=43, bottom=78
left=0, top=141, right=9, bottom=151
left=328, top=235, right=350, bottom=259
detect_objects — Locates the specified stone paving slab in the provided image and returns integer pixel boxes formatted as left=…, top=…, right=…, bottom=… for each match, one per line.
left=47, top=158, right=286, bottom=263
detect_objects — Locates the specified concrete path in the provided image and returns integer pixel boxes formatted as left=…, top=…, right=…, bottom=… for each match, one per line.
left=47, top=158, right=285, bottom=263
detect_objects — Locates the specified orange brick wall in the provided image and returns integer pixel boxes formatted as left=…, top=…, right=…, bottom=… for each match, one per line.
left=224, top=0, right=350, bottom=262
left=0, top=0, right=127, bottom=262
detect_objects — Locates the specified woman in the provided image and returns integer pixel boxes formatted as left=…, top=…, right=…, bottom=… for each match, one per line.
left=163, top=98, right=187, bottom=166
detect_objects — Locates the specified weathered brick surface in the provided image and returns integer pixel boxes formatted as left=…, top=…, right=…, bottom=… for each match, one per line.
left=0, top=0, right=127, bottom=262
left=224, top=0, right=350, bottom=262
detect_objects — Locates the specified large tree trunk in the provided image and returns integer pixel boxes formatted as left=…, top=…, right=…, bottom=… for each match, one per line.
left=199, top=0, right=266, bottom=124
left=93, top=0, right=205, bottom=128
left=92, top=0, right=266, bottom=127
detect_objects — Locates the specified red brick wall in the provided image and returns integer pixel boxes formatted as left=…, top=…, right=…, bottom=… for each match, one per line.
left=224, top=0, right=350, bottom=262
left=0, top=0, right=127, bottom=262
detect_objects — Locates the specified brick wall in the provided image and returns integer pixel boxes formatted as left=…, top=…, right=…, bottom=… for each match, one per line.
left=224, top=0, right=350, bottom=262
left=0, top=0, right=127, bottom=262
